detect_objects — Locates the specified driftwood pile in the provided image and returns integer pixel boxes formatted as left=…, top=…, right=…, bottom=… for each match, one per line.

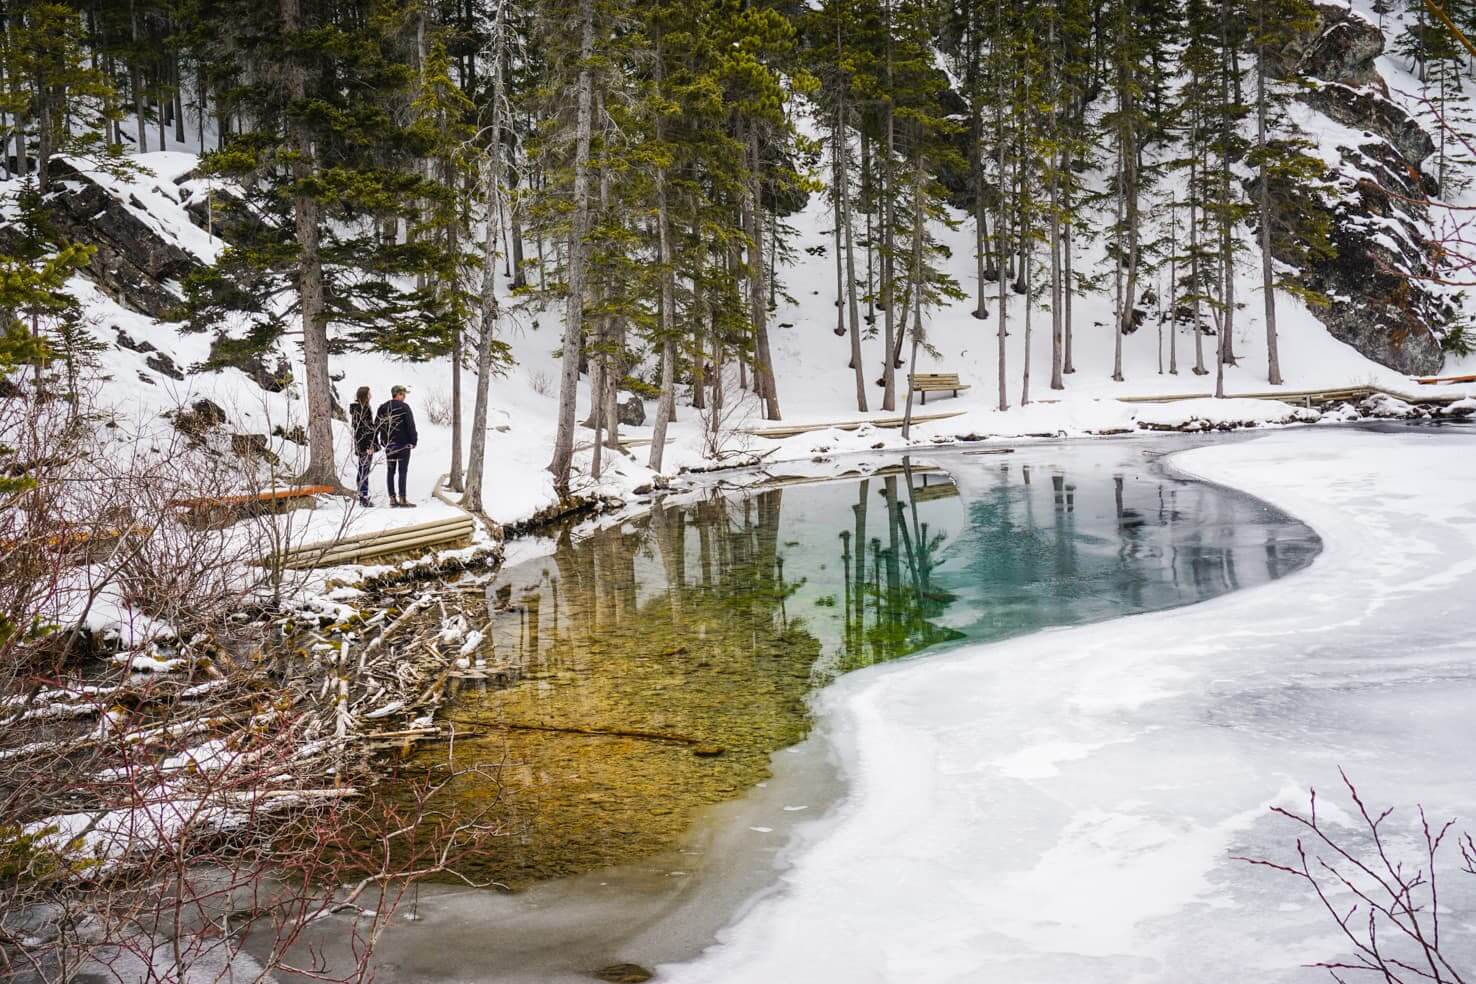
left=289, top=579, right=499, bottom=760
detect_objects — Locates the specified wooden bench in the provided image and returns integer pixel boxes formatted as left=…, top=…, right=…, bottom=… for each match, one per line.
left=911, top=478, right=959, bottom=502
left=908, top=372, right=971, bottom=404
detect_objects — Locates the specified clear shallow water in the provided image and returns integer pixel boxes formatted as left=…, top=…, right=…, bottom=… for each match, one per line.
left=406, top=440, right=1319, bottom=888
left=292, top=437, right=1324, bottom=984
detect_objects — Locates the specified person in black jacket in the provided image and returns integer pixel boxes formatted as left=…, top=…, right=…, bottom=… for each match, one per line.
left=375, top=385, right=419, bottom=508
left=349, top=386, right=378, bottom=507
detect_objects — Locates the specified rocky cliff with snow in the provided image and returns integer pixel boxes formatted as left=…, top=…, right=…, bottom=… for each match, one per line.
left=1269, top=1, right=1456, bottom=375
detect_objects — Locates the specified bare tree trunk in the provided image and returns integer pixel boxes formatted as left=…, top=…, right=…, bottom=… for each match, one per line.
left=969, top=7, right=990, bottom=319
left=1063, top=187, right=1074, bottom=374
left=449, top=324, right=464, bottom=492
left=1022, top=230, right=1033, bottom=405
left=464, top=7, right=508, bottom=515
left=832, top=108, right=846, bottom=341
left=994, top=7, right=1008, bottom=413
left=1190, top=118, right=1208, bottom=377
left=1048, top=16, right=1063, bottom=392
left=1112, top=156, right=1125, bottom=383
left=1257, top=13, right=1282, bottom=386
left=0, top=18, right=10, bottom=181
left=648, top=49, right=678, bottom=472
left=902, top=152, right=925, bottom=439
left=279, top=0, right=338, bottom=489
left=1217, top=0, right=1235, bottom=398
left=172, top=53, right=185, bottom=144
left=881, top=23, right=897, bottom=412
left=548, top=0, right=596, bottom=491
left=862, top=129, right=876, bottom=330
left=604, top=319, right=621, bottom=449
left=691, top=243, right=706, bottom=412
left=836, top=86, right=867, bottom=411
left=131, top=1, right=148, bottom=152
left=748, top=127, right=780, bottom=420
left=591, top=355, right=606, bottom=479
left=1168, top=193, right=1179, bottom=374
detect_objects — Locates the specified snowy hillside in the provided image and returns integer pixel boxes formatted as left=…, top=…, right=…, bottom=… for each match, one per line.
left=8, top=0, right=1475, bottom=537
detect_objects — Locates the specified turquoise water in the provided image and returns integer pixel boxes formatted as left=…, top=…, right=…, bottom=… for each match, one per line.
left=414, top=439, right=1319, bottom=887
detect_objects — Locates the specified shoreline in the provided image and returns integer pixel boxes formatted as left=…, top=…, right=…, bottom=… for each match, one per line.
left=656, top=425, right=1476, bottom=983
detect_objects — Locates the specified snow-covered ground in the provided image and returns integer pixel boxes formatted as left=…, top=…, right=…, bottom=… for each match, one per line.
left=29, top=147, right=1476, bottom=553
left=662, top=426, right=1476, bottom=983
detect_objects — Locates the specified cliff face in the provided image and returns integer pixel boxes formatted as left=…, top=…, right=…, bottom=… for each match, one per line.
left=1268, top=1, right=1451, bottom=375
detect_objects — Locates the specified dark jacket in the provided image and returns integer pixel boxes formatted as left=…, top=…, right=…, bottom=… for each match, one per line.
left=375, top=399, right=418, bottom=452
left=350, top=402, right=377, bottom=454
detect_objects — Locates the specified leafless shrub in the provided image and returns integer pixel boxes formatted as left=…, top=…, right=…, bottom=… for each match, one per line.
left=423, top=390, right=454, bottom=427
left=697, top=362, right=759, bottom=461
left=0, top=675, right=501, bottom=984
left=526, top=368, right=552, bottom=397
left=1237, top=768, right=1476, bottom=984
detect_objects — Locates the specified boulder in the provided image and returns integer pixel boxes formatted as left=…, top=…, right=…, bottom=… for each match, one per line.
left=230, top=433, right=282, bottom=466
left=1266, top=1, right=1385, bottom=89
left=1251, top=6, right=1451, bottom=376
left=145, top=351, right=185, bottom=381
left=617, top=395, right=646, bottom=428
left=173, top=398, right=227, bottom=439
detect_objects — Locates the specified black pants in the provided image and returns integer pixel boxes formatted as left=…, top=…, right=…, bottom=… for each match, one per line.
left=386, top=448, right=410, bottom=500
left=356, top=452, right=374, bottom=500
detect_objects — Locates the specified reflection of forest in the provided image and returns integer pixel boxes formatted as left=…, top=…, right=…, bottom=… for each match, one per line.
left=422, top=485, right=828, bottom=887
left=944, top=459, right=1317, bottom=641
left=835, top=464, right=967, bottom=676
left=409, top=449, right=1317, bottom=888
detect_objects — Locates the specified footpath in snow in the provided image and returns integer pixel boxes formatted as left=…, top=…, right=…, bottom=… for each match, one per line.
left=663, top=426, right=1476, bottom=984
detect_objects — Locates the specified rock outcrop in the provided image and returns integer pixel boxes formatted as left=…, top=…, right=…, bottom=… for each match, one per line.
left=1265, top=1, right=1386, bottom=90
left=40, top=159, right=200, bottom=319
left=1264, top=0, right=1450, bottom=375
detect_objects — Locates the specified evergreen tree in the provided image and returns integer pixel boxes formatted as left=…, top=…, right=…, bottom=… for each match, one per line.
left=184, top=0, right=457, bottom=488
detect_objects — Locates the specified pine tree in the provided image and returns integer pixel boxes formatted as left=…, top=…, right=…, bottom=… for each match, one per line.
left=183, top=0, right=456, bottom=488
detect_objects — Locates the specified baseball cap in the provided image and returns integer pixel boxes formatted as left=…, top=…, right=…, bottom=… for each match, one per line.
left=391, top=384, right=409, bottom=396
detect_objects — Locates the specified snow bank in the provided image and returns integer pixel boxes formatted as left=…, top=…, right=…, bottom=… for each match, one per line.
left=664, top=428, right=1476, bottom=984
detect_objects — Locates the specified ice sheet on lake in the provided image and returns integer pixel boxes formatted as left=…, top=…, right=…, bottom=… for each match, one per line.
left=664, top=428, right=1476, bottom=984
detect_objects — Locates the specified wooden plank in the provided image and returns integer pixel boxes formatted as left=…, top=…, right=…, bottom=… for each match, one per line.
left=1116, top=387, right=1375, bottom=404
left=281, top=515, right=473, bottom=559
left=1415, top=373, right=1476, bottom=385
left=744, top=409, right=965, bottom=440
left=170, top=484, right=335, bottom=510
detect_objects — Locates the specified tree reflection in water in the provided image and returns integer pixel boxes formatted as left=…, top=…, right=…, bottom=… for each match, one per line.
left=401, top=445, right=1317, bottom=887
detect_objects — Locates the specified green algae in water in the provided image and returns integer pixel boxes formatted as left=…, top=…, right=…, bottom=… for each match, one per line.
left=396, top=449, right=1317, bottom=888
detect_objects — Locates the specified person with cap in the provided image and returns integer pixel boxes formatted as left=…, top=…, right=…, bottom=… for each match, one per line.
left=375, top=384, right=419, bottom=508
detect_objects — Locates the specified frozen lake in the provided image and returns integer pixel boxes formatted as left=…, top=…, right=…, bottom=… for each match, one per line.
left=283, top=426, right=1476, bottom=984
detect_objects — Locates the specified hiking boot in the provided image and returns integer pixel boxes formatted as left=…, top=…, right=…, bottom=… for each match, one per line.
left=359, top=496, right=373, bottom=508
